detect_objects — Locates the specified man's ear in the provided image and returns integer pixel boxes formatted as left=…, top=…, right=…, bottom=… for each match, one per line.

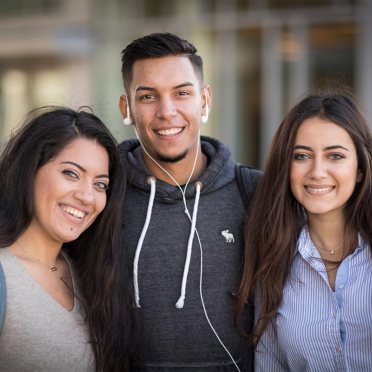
left=202, top=85, right=212, bottom=115
left=357, top=169, right=363, bottom=183
left=119, top=95, right=132, bottom=125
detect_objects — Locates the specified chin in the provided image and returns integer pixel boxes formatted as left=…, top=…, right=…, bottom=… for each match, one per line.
left=54, top=230, right=84, bottom=244
left=305, top=206, right=338, bottom=216
left=155, top=149, right=189, bottom=163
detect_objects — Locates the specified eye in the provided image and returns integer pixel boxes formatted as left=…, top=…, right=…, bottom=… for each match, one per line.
left=329, top=153, right=345, bottom=160
left=62, top=170, right=78, bottom=179
left=177, top=91, right=190, bottom=96
left=294, top=153, right=309, bottom=161
left=140, top=94, right=155, bottom=100
left=94, top=181, right=109, bottom=191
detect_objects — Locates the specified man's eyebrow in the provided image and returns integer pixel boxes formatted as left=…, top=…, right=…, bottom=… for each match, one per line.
left=294, top=145, right=350, bottom=152
left=135, top=82, right=195, bottom=92
left=61, top=161, right=109, bottom=178
left=136, top=86, right=156, bottom=92
left=173, top=82, right=194, bottom=89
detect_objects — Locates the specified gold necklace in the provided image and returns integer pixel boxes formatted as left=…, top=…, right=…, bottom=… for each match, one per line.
left=313, top=242, right=343, bottom=255
left=16, top=241, right=58, bottom=272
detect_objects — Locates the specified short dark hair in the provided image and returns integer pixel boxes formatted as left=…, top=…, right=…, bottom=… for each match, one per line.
left=121, top=32, right=204, bottom=96
left=0, top=106, right=138, bottom=370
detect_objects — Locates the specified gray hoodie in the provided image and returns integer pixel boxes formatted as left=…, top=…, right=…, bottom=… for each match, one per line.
left=120, top=136, right=253, bottom=372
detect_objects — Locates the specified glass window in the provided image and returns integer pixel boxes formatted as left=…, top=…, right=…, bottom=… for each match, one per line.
left=269, top=0, right=332, bottom=9
left=0, top=0, right=61, bottom=17
left=237, top=0, right=249, bottom=12
left=143, top=0, right=177, bottom=18
left=309, top=22, right=356, bottom=89
left=237, top=29, right=261, bottom=167
left=0, top=63, right=69, bottom=141
left=0, top=70, right=28, bottom=140
left=199, top=0, right=216, bottom=13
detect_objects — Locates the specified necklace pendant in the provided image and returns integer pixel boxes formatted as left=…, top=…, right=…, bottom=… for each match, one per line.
left=50, top=267, right=57, bottom=272
left=330, top=250, right=335, bottom=254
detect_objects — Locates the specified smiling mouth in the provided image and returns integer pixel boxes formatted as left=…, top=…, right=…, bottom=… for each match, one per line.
left=60, top=205, right=87, bottom=219
left=154, top=128, right=184, bottom=136
left=305, top=186, right=335, bottom=194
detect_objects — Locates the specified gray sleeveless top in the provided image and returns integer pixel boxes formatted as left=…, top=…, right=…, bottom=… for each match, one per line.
left=0, top=249, right=94, bottom=371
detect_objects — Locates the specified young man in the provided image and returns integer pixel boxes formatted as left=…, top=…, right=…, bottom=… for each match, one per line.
left=119, top=33, right=255, bottom=371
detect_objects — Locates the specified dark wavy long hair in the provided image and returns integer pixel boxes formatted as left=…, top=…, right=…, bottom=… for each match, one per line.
left=0, top=107, right=138, bottom=371
left=234, top=91, right=372, bottom=347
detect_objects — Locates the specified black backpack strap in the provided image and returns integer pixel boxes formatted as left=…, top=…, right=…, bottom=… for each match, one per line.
left=235, top=163, right=263, bottom=212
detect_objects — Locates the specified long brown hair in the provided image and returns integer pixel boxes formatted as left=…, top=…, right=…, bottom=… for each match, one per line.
left=234, top=90, right=372, bottom=347
left=0, top=107, right=138, bottom=371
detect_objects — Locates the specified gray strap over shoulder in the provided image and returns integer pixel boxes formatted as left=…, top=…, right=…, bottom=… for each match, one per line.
left=235, top=163, right=263, bottom=212
left=0, top=261, right=6, bottom=336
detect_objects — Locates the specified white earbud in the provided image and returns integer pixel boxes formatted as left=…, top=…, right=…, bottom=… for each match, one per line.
left=201, top=87, right=208, bottom=124
left=123, top=100, right=132, bottom=126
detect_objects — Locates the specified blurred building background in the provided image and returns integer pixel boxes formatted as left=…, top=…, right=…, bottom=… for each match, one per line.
left=0, top=0, right=371, bottom=168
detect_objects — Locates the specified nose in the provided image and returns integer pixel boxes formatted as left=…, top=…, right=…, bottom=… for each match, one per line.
left=156, top=96, right=177, bottom=120
left=308, top=157, right=327, bottom=179
left=73, top=182, right=95, bottom=205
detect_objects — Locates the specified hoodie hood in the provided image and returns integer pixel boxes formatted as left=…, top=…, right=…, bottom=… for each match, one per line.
left=119, top=135, right=236, bottom=202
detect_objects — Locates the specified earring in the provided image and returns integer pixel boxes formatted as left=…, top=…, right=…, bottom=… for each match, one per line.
left=201, top=87, right=208, bottom=124
left=123, top=101, right=132, bottom=125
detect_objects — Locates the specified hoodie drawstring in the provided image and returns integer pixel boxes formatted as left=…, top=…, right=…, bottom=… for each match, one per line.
left=133, top=177, right=156, bottom=308
left=175, top=182, right=201, bottom=309
left=129, top=131, right=241, bottom=371
left=133, top=127, right=201, bottom=309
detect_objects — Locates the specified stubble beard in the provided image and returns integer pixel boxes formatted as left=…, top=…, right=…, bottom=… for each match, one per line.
left=155, top=148, right=189, bottom=163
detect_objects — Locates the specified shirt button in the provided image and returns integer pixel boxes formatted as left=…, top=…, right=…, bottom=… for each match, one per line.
left=348, top=256, right=352, bottom=261
left=336, top=346, right=342, bottom=353
left=339, top=284, right=344, bottom=289
left=333, top=313, right=337, bottom=319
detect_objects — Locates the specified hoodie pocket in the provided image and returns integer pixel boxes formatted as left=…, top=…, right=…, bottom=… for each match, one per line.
left=133, top=357, right=243, bottom=371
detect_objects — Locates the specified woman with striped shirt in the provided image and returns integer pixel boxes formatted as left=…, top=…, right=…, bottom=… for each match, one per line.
left=235, top=91, right=372, bottom=371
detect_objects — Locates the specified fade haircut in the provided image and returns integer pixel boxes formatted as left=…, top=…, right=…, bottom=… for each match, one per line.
left=121, top=32, right=204, bottom=96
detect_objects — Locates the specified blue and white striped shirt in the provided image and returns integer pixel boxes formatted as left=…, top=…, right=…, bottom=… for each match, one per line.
left=255, top=228, right=372, bottom=372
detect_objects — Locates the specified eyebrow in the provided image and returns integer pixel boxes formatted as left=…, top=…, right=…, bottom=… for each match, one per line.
left=174, top=82, right=194, bottom=89
left=136, top=86, right=156, bottom=92
left=294, top=145, right=350, bottom=152
left=135, top=81, right=194, bottom=93
left=61, top=161, right=109, bottom=178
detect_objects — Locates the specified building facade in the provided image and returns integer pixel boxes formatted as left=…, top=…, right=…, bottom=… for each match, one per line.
left=0, top=0, right=371, bottom=167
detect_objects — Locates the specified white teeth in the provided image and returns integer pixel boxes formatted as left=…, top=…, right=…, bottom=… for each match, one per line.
left=307, top=187, right=333, bottom=193
left=61, top=206, right=86, bottom=218
left=156, top=128, right=182, bottom=136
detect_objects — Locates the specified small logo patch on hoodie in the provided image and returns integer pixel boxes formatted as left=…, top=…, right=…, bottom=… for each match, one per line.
left=221, top=229, right=234, bottom=243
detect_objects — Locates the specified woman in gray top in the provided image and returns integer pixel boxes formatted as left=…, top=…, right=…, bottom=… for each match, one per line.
left=0, top=107, right=137, bottom=371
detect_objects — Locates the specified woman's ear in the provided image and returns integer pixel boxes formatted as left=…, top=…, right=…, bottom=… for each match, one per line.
left=357, top=169, right=363, bottom=183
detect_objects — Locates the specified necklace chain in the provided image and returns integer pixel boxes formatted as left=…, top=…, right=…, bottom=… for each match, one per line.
left=16, top=242, right=58, bottom=272
left=313, top=242, right=343, bottom=255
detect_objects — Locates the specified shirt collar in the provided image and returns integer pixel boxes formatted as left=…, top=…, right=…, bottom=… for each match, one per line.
left=296, top=226, right=367, bottom=260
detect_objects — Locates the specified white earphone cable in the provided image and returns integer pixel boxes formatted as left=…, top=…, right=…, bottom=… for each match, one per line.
left=131, top=93, right=240, bottom=371
left=133, top=127, right=200, bottom=308
left=195, top=227, right=241, bottom=372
